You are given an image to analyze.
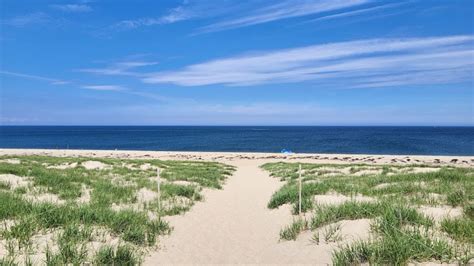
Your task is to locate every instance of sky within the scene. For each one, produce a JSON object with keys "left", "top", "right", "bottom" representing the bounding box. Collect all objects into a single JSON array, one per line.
[{"left": 0, "top": 0, "right": 473, "bottom": 126}]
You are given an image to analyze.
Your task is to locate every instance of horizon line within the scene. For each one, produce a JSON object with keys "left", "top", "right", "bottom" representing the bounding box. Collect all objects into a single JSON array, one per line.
[{"left": 1, "top": 125, "right": 473, "bottom": 127}]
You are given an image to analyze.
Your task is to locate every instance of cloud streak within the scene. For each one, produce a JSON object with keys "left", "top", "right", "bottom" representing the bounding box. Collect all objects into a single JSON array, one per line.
[
  {"left": 198, "top": 0, "right": 370, "bottom": 33},
  {"left": 112, "top": 6, "right": 193, "bottom": 30},
  {"left": 0, "top": 70, "right": 69, "bottom": 85},
  {"left": 142, "top": 35, "right": 474, "bottom": 88},
  {"left": 1, "top": 12, "right": 51, "bottom": 27},
  {"left": 78, "top": 61, "right": 158, "bottom": 76},
  {"left": 50, "top": 4, "right": 92, "bottom": 12},
  {"left": 81, "top": 85, "right": 126, "bottom": 91},
  {"left": 305, "top": 2, "right": 403, "bottom": 22}
]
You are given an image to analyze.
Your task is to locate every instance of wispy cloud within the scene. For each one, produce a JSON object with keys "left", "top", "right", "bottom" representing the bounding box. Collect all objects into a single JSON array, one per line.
[
  {"left": 197, "top": 0, "right": 370, "bottom": 33},
  {"left": 1, "top": 12, "right": 50, "bottom": 27},
  {"left": 0, "top": 70, "right": 69, "bottom": 85},
  {"left": 78, "top": 61, "right": 158, "bottom": 76},
  {"left": 142, "top": 35, "right": 474, "bottom": 88},
  {"left": 112, "top": 6, "right": 193, "bottom": 30},
  {"left": 305, "top": 2, "right": 402, "bottom": 22},
  {"left": 50, "top": 4, "right": 93, "bottom": 13},
  {"left": 81, "top": 85, "right": 126, "bottom": 91}
]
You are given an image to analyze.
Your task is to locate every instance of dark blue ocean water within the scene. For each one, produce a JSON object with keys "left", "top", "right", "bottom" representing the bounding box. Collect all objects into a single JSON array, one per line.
[{"left": 0, "top": 126, "right": 473, "bottom": 156}]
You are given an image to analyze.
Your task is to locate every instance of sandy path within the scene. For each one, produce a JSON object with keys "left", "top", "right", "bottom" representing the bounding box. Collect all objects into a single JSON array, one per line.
[{"left": 144, "top": 160, "right": 331, "bottom": 265}]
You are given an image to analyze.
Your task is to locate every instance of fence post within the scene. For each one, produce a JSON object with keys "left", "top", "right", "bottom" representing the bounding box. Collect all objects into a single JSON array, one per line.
[
  {"left": 299, "top": 163, "right": 302, "bottom": 216},
  {"left": 157, "top": 168, "right": 161, "bottom": 213}
]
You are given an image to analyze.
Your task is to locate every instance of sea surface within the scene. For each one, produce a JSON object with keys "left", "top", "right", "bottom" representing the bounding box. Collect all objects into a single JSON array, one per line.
[{"left": 0, "top": 126, "right": 473, "bottom": 156}]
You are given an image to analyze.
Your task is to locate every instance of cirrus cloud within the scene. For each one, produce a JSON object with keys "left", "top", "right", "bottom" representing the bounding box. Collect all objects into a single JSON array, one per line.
[
  {"left": 50, "top": 4, "right": 93, "bottom": 13},
  {"left": 142, "top": 35, "right": 474, "bottom": 88},
  {"left": 81, "top": 85, "right": 126, "bottom": 91}
]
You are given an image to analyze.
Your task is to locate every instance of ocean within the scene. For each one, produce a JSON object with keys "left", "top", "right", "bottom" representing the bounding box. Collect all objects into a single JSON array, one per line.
[{"left": 0, "top": 126, "right": 472, "bottom": 156}]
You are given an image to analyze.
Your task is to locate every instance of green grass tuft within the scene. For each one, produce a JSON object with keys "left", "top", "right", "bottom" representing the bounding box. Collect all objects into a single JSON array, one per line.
[
  {"left": 447, "top": 189, "right": 466, "bottom": 207},
  {"left": 280, "top": 218, "right": 308, "bottom": 241},
  {"left": 440, "top": 217, "right": 474, "bottom": 243},
  {"left": 95, "top": 245, "right": 138, "bottom": 265}
]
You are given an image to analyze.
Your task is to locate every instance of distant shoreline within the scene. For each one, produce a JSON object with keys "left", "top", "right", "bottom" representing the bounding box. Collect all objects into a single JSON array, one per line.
[{"left": 1, "top": 148, "right": 473, "bottom": 167}]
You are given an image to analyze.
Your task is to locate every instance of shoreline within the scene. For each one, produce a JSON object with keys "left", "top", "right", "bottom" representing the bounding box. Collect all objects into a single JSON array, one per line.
[{"left": 1, "top": 148, "right": 473, "bottom": 167}]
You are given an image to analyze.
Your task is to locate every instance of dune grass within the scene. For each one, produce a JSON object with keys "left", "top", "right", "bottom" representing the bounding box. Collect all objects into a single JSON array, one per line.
[
  {"left": 0, "top": 155, "right": 234, "bottom": 264},
  {"left": 280, "top": 218, "right": 308, "bottom": 241},
  {"left": 262, "top": 162, "right": 473, "bottom": 264},
  {"left": 93, "top": 245, "right": 137, "bottom": 265}
]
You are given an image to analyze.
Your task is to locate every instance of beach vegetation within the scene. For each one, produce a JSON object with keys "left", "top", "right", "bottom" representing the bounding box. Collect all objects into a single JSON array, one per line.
[
  {"left": 0, "top": 155, "right": 234, "bottom": 264},
  {"left": 263, "top": 162, "right": 473, "bottom": 264}
]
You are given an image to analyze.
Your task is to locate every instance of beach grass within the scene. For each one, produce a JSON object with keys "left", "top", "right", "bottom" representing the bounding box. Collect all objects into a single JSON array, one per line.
[
  {"left": 262, "top": 162, "right": 473, "bottom": 264},
  {"left": 280, "top": 218, "right": 308, "bottom": 241},
  {"left": 0, "top": 155, "right": 234, "bottom": 264}
]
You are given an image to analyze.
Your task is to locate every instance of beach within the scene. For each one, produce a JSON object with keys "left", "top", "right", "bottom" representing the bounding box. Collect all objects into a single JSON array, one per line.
[
  {"left": 0, "top": 148, "right": 473, "bottom": 264},
  {"left": 1, "top": 148, "right": 473, "bottom": 166},
  {"left": 3, "top": 0, "right": 473, "bottom": 264}
]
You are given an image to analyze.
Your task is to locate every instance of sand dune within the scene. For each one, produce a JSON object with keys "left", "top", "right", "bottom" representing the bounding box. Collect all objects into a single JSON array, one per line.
[{"left": 0, "top": 149, "right": 472, "bottom": 264}]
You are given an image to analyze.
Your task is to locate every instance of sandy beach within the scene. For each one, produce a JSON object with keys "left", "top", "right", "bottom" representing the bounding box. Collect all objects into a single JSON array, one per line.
[
  {"left": 1, "top": 148, "right": 473, "bottom": 166},
  {"left": 1, "top": 148, "right": 472, "bottom": 264}
]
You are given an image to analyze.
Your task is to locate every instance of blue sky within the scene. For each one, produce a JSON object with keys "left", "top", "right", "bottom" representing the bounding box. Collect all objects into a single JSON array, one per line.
[{"left": 0, "top": 0, "right": 473, "bottom": 126}]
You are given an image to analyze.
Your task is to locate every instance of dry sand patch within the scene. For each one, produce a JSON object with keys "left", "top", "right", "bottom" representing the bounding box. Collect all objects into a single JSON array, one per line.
[
  {"left": 317, "top": 166, "right": 351, "bottom": 176},
  {"left": 0, "top": 158, "right": 21, "bottom": 164},
  {"left": 418, "top": 206, "right": 463, "bottom": 221},
  {"left": 410, "top": 167, "right": 441, "bottom": 173},
  {"left": 77, "top": 185, "right": 92, "bottom": 204},
  {"left": 3, "top": 230, "right": 59, "bottom": 265},
  {"left": 353, "top": 169, "right": 383, "bottom": 176},
  {"left": 137, "top": 188, "right": 157, "bottom": 203},
  {"left": 81, "top": 160, "right": 111, "bottom": 170},
  {"left": 24, "top": 193, "right": 65, "bottom": 204},
  {"left": 374, "top": 182, "right": 393, "bottom": 189},
  {"left": 47, "top": 162, "right": 77, "bottom": 169},
  {"left": 310, "top": 219, "right": 372, "bottom": 245},
  {"left": 0, "top": 174, "right": 30, "bottom": 189},
  {"left": 314, "top": 192, "right": 375, "bottom": 206},
  {"left": 169, "top": 180, "right": 200, "bottom": 186},
  {"left": 140, "top": 163, "right": 154, "bottom": 170}
]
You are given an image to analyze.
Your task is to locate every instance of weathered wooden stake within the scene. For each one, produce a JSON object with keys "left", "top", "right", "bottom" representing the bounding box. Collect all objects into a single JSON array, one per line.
[
  {"left": 298, "top": 163, "right": 302, "bottom": 216},
  {"left": 157, "top": 168, "right": 161, "bottom": 213}
]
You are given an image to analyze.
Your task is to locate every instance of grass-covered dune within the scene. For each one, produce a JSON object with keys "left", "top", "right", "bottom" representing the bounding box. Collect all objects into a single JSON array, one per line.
[
  {"left": 0, "top": 155, "right": 234, "bottom": 265},
  {"left": 262, "top": 162, "right": 473, "bottom": 265}
]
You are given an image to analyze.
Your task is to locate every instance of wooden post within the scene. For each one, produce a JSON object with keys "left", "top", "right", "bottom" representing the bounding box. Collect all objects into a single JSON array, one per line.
[
  {"left": 298, "top": 163, "right": 302, "bottom": 216},
  {"left": 157, "top": 168, "right": 161, "bottom": 213}
]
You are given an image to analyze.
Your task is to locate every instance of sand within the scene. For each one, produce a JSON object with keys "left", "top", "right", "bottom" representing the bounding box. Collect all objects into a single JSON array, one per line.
[
  {"left": 81, "top": 160, "right": 111, "bottom": 170},
  {"left": 47, "top": 162, "right": 78, "bottom": 169},
  {"left": 314, "top": 193, "right": 375, "bottom": 206},
  {"left": 145, "top": 160, "right": 335, "bottom": 264},
  {"left": 0, "top": 148, "right": 472, "bottom": 264},
  {"left": 418, "top": 206, "right": 464, "bottom": 222},
  {"left": 0, "top": 174, "right": 30, "bottom": 189},
  {"left": 0, "top": 148, "right": 472, "bottom": 167}
]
